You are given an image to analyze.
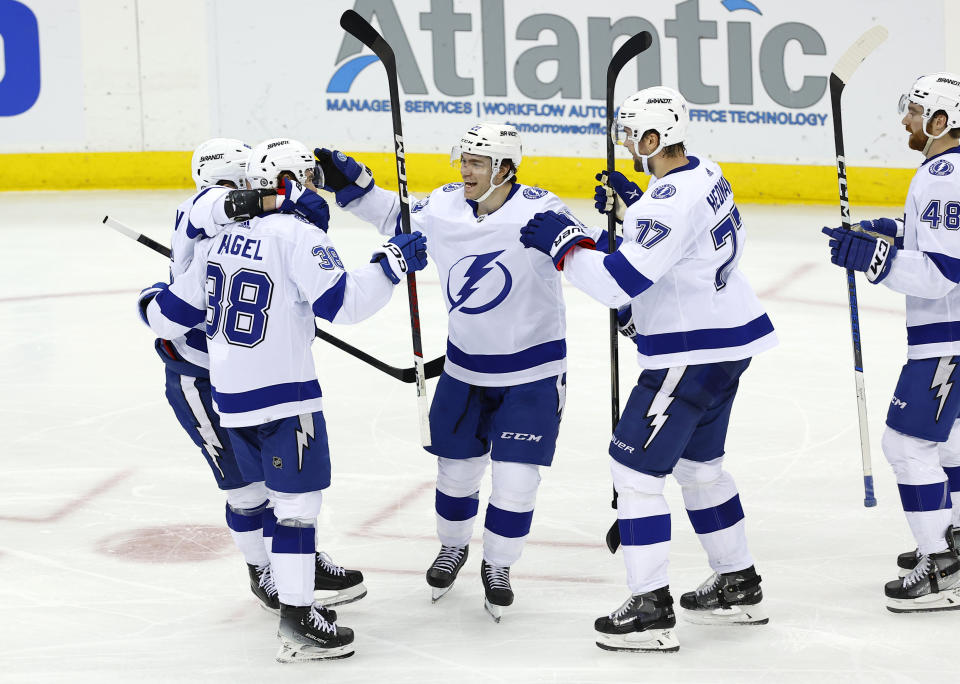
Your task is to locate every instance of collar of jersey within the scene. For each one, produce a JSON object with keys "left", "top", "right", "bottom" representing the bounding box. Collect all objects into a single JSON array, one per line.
[
  {"left": 662, "top": 155, "right": 701, "bottom": 177},
  {"left": 465, "top": 182, "right": 522, "bottom": 218},
  {"left": 921, "top": 144, "right": 960, "bottom": 167}
]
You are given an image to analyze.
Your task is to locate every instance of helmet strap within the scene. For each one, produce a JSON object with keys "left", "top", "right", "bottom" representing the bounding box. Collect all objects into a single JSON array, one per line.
[{"left": 476, "top": 160, "right": 514, "bottom": 204}]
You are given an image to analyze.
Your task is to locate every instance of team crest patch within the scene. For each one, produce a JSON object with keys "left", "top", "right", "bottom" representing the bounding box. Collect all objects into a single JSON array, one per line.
[
  {"left": 412, "top": 196, "right": 430, "bottom": 212},
  {"left": 929, "top": 159, "right": 955, "bottom": 176},
  {"left": 650, "top": 184, "right": 677, "bottom": 199},
  {"left": 523, "top": 187, "right": 547, "bottom": 199},
  {"left": 443, "top": 182, "right": 464, "bottom": 192},
  {"left": 272, "top": 456, "right": 283, "bottom": 469}
]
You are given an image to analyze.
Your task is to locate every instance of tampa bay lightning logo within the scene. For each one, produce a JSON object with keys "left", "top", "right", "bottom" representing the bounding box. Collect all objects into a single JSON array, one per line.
[
  {"left": 523, "top": 187, "right": 547, "bottom": 199},
  {"left": 412, "top": 196, "right": 430, "bottom": 213},
  {"left": 443, "top": 182, "right": 464, "bottom": 192},
  {"left": 929, "top": 159, "right": 955, "bottom": 176},
  {"left": 446, "top": 251, "right": 513, "bottom": 314},
  {"left": 650, "top": 184, "right": 677, "bottom": 199}
]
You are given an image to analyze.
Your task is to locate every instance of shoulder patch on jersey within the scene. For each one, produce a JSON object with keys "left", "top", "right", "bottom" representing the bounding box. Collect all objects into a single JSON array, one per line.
[
  {"left": 412, "top": 196, "right": 430, "bottom": 213},
  {"left": 522, "top": 187, "right": 548, "bottom": 199},
  {"left": 929, "top": 159, "right": 955, "bottom": 176},
  {"left": 442, "top": 182, "right": 464, "bottom": 192},
  {"left": 650, "top": 184, "right": 677, "bottom": 199}
]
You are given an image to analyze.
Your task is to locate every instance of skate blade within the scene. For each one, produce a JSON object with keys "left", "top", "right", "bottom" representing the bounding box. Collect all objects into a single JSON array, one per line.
[
  {"left": 275, "top": 642, "right": 355, "bottom": 663},
  {"left": 431, "top": 585, "right": 454, "bottom": 603},
  {"left": 595, "top": 629, "right": 679, "bottom": 653},
  {"left": 886, "top": 586, "right": 960, "bottom": 613},
  {"left": 484, "top": 598, "right": 503, "bottom": 623},
  {"left": 683, "top": 604, "right": 768, "bottom": 626},
  {"left": 315, "top": 583, "right": 367, "bottom": 608}
]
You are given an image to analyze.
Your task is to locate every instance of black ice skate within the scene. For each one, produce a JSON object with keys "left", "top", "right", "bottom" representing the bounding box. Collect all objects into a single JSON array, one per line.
[
  {"left": 248, "top": 563, "right": 280, "bottom": 614},
  {"left": 679, "top": 565, "right": 768, "bottom": 625},
  {"left": 480, "top": 559, "right": 514, "bottom": 623},
  {"left": 896, "top": 525, "right": 960, "bottom": 576},
  {"left": 886, "top": 527, "right": 960, "bottom": 613},
  {"left": 276, "top": 603, "right": 354, "bottom": 663},
  {"left": 314, "top": 551, "right": 367, "bottom": 607},
  {"left": 426, "top": 545, "right": 469, "bottom": 602},
  {"left": 594, "top": 586, "right": 679, "bottom": 653}
]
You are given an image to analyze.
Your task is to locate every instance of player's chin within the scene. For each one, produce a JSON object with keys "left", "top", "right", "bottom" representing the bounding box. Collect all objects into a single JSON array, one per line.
[{"left": 463, "top": 182, "right": 480, "bottom": 198}]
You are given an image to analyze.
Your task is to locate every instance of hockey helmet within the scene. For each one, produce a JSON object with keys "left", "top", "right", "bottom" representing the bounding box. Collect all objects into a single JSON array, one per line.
[
  {"left": 899, "top": 72, "right": 960, "bottom": 141},
  {"left": 613, "top": 86, "right": 688, "bottom": 173},
  {"left": 245, "top": 138, "right": 317, "bottom": 189},
  {"left": 191, "top": 138, "right": 251, "bottom": 190},
  {"left": 450, "top": 122, "right": 522, "bottom": 201}
]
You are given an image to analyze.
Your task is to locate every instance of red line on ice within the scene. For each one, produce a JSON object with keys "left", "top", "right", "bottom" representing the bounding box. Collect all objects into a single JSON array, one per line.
[{"left": 0, "top": 469, "right": 134, "bottom": 523}]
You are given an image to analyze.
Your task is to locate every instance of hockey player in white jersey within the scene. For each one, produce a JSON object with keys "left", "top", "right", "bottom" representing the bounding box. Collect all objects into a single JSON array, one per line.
[
  {"left": 317, "top": 123, "right": 604, "bottom": 621},
  {"left": 822, "top": 72, "right": 960, "bottom": 613},
  {"left": 520, "top": 87, "right": 777, "bottom": 651},
  {"left": 138, "top": 137, "right": 429, "bottom": 662}
]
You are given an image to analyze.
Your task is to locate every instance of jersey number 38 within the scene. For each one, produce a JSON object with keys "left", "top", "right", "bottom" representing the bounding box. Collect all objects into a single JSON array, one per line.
[{"left": 205, "top": 263, "right": 274, "bottom": 347}]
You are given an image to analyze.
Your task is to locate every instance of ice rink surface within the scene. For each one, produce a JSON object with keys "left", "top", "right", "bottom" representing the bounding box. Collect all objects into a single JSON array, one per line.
[{"left": 0, "top": 189, "right": 953, "bottom": 683}]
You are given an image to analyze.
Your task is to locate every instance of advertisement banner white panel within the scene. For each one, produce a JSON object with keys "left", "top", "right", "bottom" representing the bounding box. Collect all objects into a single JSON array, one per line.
[{"left": 211, "top": 0, "right": 944, "bottom": 168}]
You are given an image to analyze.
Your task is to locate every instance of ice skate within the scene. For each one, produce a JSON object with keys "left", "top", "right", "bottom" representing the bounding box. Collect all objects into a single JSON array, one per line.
[
  {"left": 481, "top": 560, "right": 514, "bottom": 623},
  {"left": 426, "top": 545, "right": 468, "bottom": 602},
  {"left": 679, "top": 565, "right": 768, "bottom": 625},
  {"left": 896, "top": 526, "right": 960, "bottom": 577},
  {"left": 275, "top": 603, "right": 354, "bottom": 663},
  {"left": 594, "top": 587, "right": 679, "bottom": 653},
  {"left": 886, "top": 527, "right": 960, "bottom": 613},
  {"left": 248, "top": 563, "right": 280, "bottom": 614},
  {"left": 314, "top": 551, "right": 367, "bottom": 607}
]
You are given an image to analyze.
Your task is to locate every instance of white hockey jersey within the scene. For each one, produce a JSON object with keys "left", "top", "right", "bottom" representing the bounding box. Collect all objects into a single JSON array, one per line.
[
  {"left": 348, "top": 182, "right": 598, "bottom": 386},
  {"left": 879, "top": 146, "right": 960, "bottom": 359},
  {"left": 564, "top": 155, "right": 777, "bottom": 369},
  {"left": 166, "top": 186, "right": 234, "bottom": 368},
  {"left": 144, "top": 212, "right": 396, "bottom": 426}
]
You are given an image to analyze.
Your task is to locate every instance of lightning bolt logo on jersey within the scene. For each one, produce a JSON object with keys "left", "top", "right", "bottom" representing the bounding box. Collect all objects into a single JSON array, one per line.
[{"left": 446, "top": 251, "right": 513, "bottom": 314}]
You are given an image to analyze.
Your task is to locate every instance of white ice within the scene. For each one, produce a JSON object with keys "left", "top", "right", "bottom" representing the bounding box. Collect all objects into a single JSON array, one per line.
[{"left": 0, "top": 191, "right": 952, "bottom": 683}]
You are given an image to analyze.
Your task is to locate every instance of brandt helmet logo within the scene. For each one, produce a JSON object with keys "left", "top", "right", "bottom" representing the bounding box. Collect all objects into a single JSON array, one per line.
[
  {"left": 647, "top": 98, "right": 672, "bottom": 104},
  {"left": 446, "top": 250, "right": 513, "bottom": 314},
  {"left": 326, "top": 0, "right": 827, "bottom": 108},
  {"left": 500, "top": 130, "right": 518, "bottom": 136},
  {"left": 200, "top": 153, "right": 225, "bottom": 162},
  {"left": 266, "top": 140, "right": 289, "bottom": 149},
  {"left": 937, "top": 77, "right": 960, "bottom": 87}
]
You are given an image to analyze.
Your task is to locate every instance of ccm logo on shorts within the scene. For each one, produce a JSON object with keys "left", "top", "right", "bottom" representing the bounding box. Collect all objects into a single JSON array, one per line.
[{"left": 501, "top": 432, "right": 542, "bottom": 442}]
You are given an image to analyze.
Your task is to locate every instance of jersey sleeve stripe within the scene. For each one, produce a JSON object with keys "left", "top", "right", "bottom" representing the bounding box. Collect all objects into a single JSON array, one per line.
[
  {"left": 603, "top": 251, "right": 654, "bottom": 297},
  {"left": 446, "top": 339, "right": 566, "bottom": 374},
  {"left": 311, "top": 275, "right": 348, "bottom": 322},
  {"left": 156, "top": 289, "right": 205, "bottom": 328},
  {"left": 633, "top": 314, "right": 774, "bottom": 356},
  {"left": 183, "top": 328, "right": 208, "bottom": 352},
  {"left": 212, "top": 379, "right": 323, "bottom": 414},
  {"left": 925, "top": 251, "right": 960, "bottom": 283}
]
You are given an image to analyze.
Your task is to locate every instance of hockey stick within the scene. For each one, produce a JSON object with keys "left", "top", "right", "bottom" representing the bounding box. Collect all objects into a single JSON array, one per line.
[
  {"left": 829, "top": 25, "right": 888, "bottom": 508},
  {"left": 103, "top": 215, "right": 445, "bottom": 383},
  {"left": 603, "top": 31, "right": 654, "bottom": 554},
  {"left": 340, "top": 9, "right": 431, "bottom": 447}
]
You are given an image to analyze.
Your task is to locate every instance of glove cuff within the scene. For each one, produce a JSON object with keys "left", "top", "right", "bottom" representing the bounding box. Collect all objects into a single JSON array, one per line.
[{"left": 865, "top": 239, "right": 895, "bottom": 283}]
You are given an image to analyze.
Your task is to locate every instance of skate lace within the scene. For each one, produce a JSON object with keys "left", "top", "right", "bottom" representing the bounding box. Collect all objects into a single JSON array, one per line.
[
  {"left": 308, "top": 604, "right": 337, "bottom": 635},
  {"left": 902, "top": 554, "right": 932, "bottom": 588},
  {"left": 695, "top": 572, "right": 722, "bottom": 597},
  {"left": 257, "top": 565, "right": 278, "bottom": 598},
  {"left": 610, "top": 595, "right": 638, "bottom": 620},
  {"left": 484, "top": 563, "right": 511, "bottom": 591},
  {"left": 317, "top": 552, "right": 346, "bottom": 577},
  {"left": 433, "top": 545, "right": 465, "bottom": 573}
]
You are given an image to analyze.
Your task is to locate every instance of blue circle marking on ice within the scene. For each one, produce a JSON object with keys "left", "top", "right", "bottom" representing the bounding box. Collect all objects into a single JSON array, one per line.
[
  {"left": 929, "top": 159, "right": 955, "bottom": 176},
  {"left": 443, "top": 182, "right": 464, "bottom": 192},
  {"left": 651, "top": 184, "right": 677, "bottom": 199},
  {"left": 523, "top": 187, "right": 547, "bottom": 199}
]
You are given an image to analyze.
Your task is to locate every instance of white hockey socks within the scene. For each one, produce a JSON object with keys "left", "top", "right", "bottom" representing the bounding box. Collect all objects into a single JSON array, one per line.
[
  {"left": 435, "top": 455, "right": 487, "bottom": 547},
  {"left": 611, "top": 460, "right": 671, "bottom": 594},
  {"left": 482, "top": 462, "right": 541, "bottom": 567}
]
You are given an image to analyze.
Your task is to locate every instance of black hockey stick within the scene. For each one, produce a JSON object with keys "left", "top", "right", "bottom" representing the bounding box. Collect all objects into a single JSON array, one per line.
[
  {"left": 103, "top": 215, "right": 445, "bottom": 383},
  {"left": 602, "top": 31, "right": 654, "bottom": 554},
  {"left": 828, "top": 26, "right": 887, "bottom": 508},
  {"left": 340, "top": 9, "right": 432, "bottom": 447}
]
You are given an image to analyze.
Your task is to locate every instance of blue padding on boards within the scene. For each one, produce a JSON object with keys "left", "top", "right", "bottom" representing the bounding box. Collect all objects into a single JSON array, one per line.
[{"left": 618, "top": 513, "right": 671, "bottom": 546}]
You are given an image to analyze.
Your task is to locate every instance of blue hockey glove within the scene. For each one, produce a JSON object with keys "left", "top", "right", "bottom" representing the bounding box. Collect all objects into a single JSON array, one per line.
[
  {"left": 314, "top": 148, "right": 375, "bottom": 207},
  {"left": 371, "top": 231, "right": 429, "bottom": 284},
  {"left": 520, "top": 210, "right": 596, "bottom": 270},
  {"left": 280, "top": 179, "right": 330, "bottom": 232},
  {"left": 853, "top": 217, "right": 904, "bottom": 249},
  {"left": 616, "top": 304, "right": 638, "bottom": 340},
  {"left": 594, "top": 171, "right": 642, "bottom": 223},
  {"left": 822, "top": 226, "right": 897, "bottom": 283},
  {"left": 138, "top": 282, "right": 167, "bottom": 325}
]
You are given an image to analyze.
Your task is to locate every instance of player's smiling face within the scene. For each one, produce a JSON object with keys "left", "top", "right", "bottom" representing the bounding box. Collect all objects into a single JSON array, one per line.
[
  {"left": 903, "top": 102, "right": 929, "bottom": 151},
  {"left": 459, "top": 152, "right": 493, "bottom": 200}
]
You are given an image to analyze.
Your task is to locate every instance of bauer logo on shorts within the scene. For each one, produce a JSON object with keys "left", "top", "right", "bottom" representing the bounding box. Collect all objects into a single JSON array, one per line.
[
  {"left": 443, "top": 182, "right": 464, "bottom": 192},
  {"left": 651, "top": 184, "right": 677, "bottom": 199},
  {"left": 523, "top": 187, "right": 547, "bottom": 200},
  {"left": 929, "top": 159, "right": 955, "bottom": 176}
]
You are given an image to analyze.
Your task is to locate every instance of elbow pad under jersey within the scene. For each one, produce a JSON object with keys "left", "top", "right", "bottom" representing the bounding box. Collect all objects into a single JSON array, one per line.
[{"left": 223, "top": 189, "right": 277, "bottom": 221}]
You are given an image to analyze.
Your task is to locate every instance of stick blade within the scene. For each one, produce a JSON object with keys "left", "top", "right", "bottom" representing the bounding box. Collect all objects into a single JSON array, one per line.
[
  {"left": 832, "top": 25, "right": 888, "bottom": 85},
  {"left": 607, "top": 31, "right": 653, "bottom": 86},
  {"left": 340, "top": 9, "right": 394, "bottom": 63}
]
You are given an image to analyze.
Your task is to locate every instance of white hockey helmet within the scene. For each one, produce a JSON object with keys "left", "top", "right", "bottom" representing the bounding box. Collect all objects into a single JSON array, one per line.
[
  {"left": 614, "top": 86, "right": 688, "bottom": 174},
  {"left": 245, "top": 137, "right": 316, "bottom": 189},
  {"left": 191, "top": 138, "right": 251, "bottom": 190},
  {"left": 451, "top": 122, "right": 522, "bottom": 201},
  {"left": 899, "top": 72, "right": 960, "bottom": 145}
]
